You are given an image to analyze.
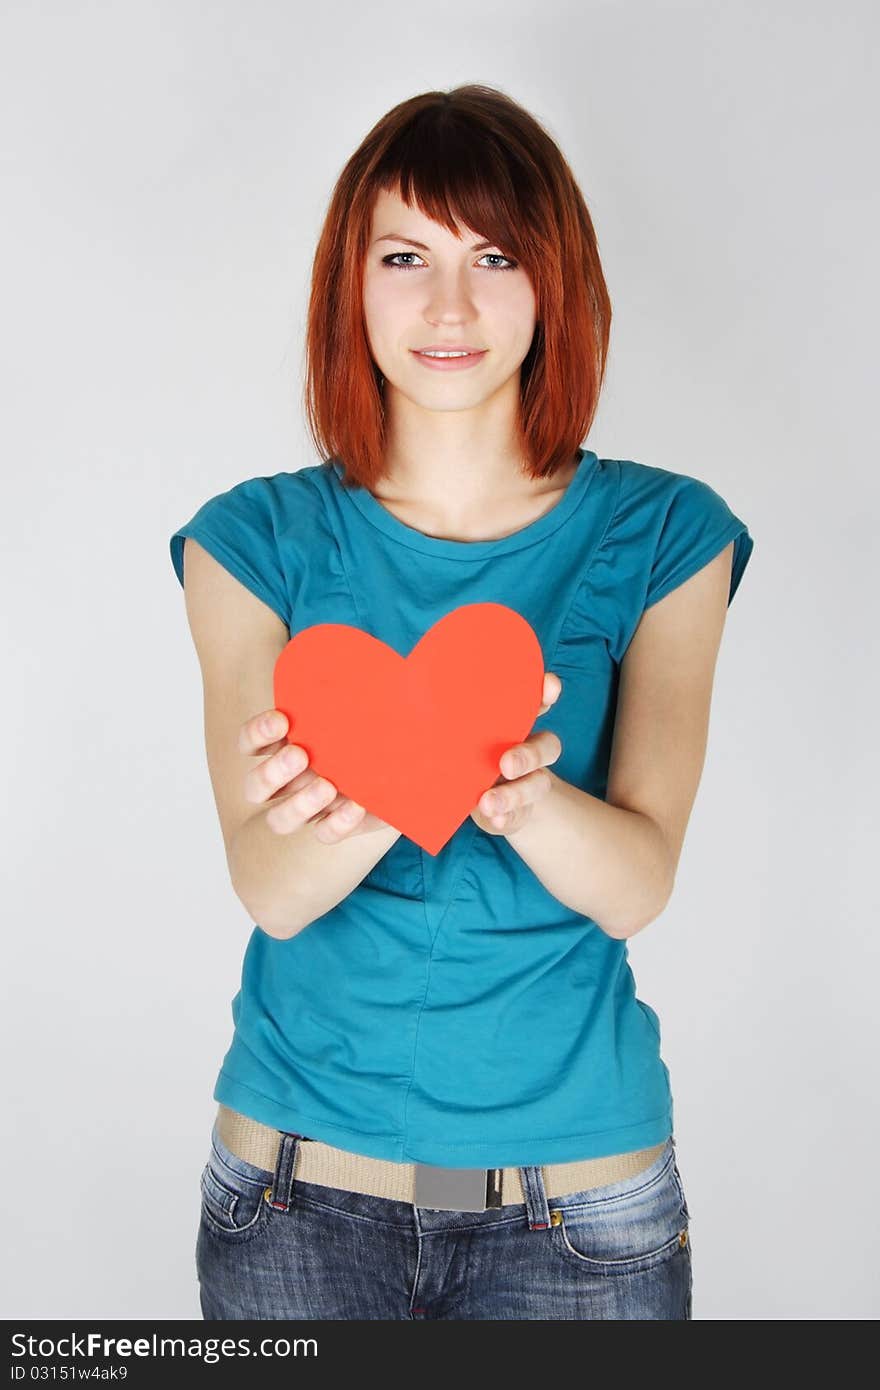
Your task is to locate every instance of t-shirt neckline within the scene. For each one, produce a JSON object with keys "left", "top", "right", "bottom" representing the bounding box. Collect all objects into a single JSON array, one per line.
[{"left": 328, "top": 448, "right": 599, "bottom": 559}]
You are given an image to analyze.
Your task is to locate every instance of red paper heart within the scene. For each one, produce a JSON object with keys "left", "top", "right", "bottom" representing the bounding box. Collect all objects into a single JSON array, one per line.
[{"left": 272, "top": 603, "right": 545, "bottom": 855}]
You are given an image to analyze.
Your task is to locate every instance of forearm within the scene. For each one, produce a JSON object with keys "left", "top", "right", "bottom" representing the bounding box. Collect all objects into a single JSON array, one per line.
[
  {"left": 229, "top": 809, "right": 402, "bottom": 940},
  {"left": 504, "top": 772, "right": 674, "bottom": 939}
]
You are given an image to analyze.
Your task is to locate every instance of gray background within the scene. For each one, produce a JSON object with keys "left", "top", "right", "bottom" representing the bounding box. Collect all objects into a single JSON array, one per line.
[{"left": 2, "top": 1, "right": 877, "bottom": 1320}]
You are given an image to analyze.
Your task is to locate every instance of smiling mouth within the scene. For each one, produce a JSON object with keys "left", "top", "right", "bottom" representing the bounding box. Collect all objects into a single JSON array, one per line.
[
  {"left": 410, "top": 348, "right": 488, "bottom": 370},
  {"left": 415, "top": 348, "right": 484, "bottom": 356}
]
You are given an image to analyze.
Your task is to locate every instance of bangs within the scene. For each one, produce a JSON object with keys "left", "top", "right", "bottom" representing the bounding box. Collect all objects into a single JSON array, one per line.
[{"left": 369, "top": 109, "right": 551, "bottom": 270}]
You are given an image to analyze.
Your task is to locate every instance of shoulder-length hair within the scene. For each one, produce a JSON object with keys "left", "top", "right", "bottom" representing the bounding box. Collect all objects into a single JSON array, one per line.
[{"left": 302, "top": 84, "right": 612, "bottom": 491}]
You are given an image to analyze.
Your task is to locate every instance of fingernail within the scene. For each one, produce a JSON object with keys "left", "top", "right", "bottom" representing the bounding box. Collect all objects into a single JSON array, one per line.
[{"left": 262, "top": 714, "right": 281, "bottom": 737}]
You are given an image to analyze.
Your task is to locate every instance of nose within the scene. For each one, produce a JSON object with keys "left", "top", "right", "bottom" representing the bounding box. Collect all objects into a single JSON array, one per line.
[{"left": 423, "top": 269, "right": 478, "bottom": 324}]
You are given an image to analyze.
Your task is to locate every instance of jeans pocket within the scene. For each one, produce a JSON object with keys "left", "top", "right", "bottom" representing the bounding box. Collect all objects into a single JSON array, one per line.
[
  {"left": 551, "top": 1146, "right": 689, "bottom": 1276},
  {"left": 199, "top": 1144, "right": 271, "bottom": 1243}
]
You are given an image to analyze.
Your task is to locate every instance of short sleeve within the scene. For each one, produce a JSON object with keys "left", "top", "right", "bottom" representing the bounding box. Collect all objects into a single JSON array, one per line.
[
  {"left": 644, "top": 473, "right": 754, "bottom": 610},
  {"left": 169, "top": 476, "right": 290, "bottom": 627}
]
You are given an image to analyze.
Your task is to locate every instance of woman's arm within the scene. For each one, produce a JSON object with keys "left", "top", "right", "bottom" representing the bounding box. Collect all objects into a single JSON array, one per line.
[
  {"left": 504, "top": 542, "right": 736, "bottom": 939},
  {"left": 182, "top": 538, "right": 401, "bottom": 941},
  {"left": 505, "top": 777, "right": 674, "bottom": 939},
  {"left": 229, "top": 811, "right": 401, "bottom": 940}
]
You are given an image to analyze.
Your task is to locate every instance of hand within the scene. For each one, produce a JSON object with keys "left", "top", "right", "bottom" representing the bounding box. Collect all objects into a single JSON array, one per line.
[
  {"left": 240, "top": 709, "right": 392, "bottom": 843},
  {"left": 469, "top": 672, "right": 564, "bottom": 837}
]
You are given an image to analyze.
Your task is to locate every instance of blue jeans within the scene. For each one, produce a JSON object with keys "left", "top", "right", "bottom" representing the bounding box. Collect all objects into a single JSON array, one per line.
[{"left": 196, "top": 1123, "right": 693, "bottom": 1320}]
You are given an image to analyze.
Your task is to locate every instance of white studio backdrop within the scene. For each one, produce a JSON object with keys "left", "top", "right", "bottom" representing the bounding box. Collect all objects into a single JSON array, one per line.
[{"left": 2, "top": 0, "right": 877, "bottom": 1320}]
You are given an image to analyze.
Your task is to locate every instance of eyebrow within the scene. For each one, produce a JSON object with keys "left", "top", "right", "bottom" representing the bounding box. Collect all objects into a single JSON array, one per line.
[{"left": 373, "top": 233, "right": 498, "bottom": 253}]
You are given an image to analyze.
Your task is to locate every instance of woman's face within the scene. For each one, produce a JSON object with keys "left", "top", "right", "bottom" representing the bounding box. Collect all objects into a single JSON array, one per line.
[{"left": 362, "top": 187, "right": 537, "bottom": 414}]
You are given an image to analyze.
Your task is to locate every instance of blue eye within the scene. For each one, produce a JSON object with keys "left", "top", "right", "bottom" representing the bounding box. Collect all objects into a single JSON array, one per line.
[{"left": 381, "top": 252, "right": 518, "bottom": 272}]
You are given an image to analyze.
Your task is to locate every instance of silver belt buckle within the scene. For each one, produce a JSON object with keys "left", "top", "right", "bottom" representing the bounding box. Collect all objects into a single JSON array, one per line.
[{"left": 413, "top": 1162, "right": 503, "bottom": 1211}]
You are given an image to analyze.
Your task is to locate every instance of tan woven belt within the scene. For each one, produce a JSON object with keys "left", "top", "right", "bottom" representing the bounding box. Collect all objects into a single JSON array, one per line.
[{"left": 216, "top": 1103, "right": 669, "bottom": 1207}]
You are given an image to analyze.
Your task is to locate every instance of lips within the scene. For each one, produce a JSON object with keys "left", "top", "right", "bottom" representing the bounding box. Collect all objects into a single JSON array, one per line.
[
  {"left": 414, "top": 345, "right": 485, "bottom": 354},
  {"left": 410, "top": 348, "right": 488, "bottom": 371}
]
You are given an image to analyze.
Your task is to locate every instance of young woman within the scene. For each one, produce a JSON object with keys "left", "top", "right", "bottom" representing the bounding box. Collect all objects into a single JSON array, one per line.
[{"left": 171, "top": 84, "right": 754, "bottom": 1321}]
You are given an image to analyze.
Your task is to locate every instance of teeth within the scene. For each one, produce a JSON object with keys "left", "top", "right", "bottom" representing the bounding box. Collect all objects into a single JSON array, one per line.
[{"left": 421, "top": 350, "right": 472, "bottom": 358}]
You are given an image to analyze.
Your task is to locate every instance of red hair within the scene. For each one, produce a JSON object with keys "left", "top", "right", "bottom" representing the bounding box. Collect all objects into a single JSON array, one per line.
[{"left": 302, "top": 84, "right": 612, "bottom": 491}]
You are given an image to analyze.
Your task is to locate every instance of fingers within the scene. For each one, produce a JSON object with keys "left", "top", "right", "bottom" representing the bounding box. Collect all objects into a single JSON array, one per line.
[
  {"left": 544, "top": 671, "right": 562, "bottom": 703},
  {"left": 480, "top": 765, "right": 553, "bottom": 820},
  {"left": 263, "top": 770, "right": 365, "bottom": 839},
  {"left": 311, "top": 797, "right": 367, "bottom": 843},
  {"left": 244, "top": 737, "right": 312, "bottom": 806},
  {"left": 238, "top": 710, "right": 337, "bottom": 833},
  {"left": 239, "top": 708, "right": 289, "bottom": 756},
  {"left": 537, "top": 671, "right": 563, "bottom": 716},
  {"left": 239, "top": 708, "right": 371, "bottom": 841},
  {"left": 498, "top": 728, "right": 562, "bottom": 781},
  {"left": 479, "top": 728, "right": 562, "bottom": 820},
  {"left": 264, "top": 771, "right": 340, "bottom": 834}
]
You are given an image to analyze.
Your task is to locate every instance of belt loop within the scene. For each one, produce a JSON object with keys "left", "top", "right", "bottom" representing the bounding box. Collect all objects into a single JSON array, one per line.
[
  {"left": 518, "top": 1164, "right": 551, "bottom": 1230},
  {"left": 267, "top": 1132, "right": 304, "bottom": 1212}
]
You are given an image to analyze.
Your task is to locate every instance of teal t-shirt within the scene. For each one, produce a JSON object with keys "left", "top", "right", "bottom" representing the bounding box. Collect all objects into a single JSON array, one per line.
[{"left": 170, "top": 449, "right": 754, "bottom": 1167}]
